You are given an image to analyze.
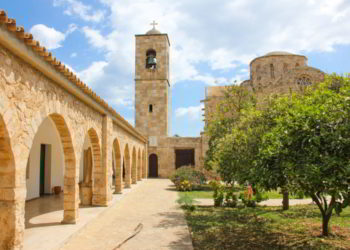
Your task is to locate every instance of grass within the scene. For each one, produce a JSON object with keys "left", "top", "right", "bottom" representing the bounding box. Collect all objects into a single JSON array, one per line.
[
  {"left": 185, "top": 205, "right": 350, "bottom": 250},
  {"left": 264, "top": 190, "right": 308, "bottom": 199},
  {"left": 178, "top": 185, "right": 245, "bottom": 200},
  {"left": 178, "top": 186, "right": 307, "bottom": 200}
]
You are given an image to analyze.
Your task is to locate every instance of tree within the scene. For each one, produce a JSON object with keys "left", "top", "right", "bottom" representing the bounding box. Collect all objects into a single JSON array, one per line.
[
  {"left": 204, "top": 85, "right": 256, "bottom": 172},
  {"left": 256, "top": 75, "right": 350, "bottom": 236}
]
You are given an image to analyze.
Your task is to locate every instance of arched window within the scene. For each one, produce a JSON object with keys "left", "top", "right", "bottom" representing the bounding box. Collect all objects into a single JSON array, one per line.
[
  {"left": 146, "top": 49, "right": 157, "bottom": 69},
  {"left": 149, "top": 104, "right": 153, "bottom": 113},
  {"left": 297, "top": 76, "right": 312, "bottom": 86},
  {"left": 270, "top": 64, "right": 275, "bottom": 79}
]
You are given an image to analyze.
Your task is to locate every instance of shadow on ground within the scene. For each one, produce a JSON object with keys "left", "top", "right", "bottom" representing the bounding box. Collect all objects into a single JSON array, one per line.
[
  {"left": 155, "top": 211, "right": 193, "bottom": 250},
  {"left": 185, "top": 206, "right": 344, "bottom": 250}
]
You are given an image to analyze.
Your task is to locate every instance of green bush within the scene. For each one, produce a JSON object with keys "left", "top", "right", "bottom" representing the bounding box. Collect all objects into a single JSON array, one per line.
[
  {"left": 225, "top": 189, "right": 237, "bottom": 207},
  {"left": 170, "top": 166, "right": 207, "bottom": 191},
  {"left": 177, "top": 193, "right": 196, "bottom": 211}
]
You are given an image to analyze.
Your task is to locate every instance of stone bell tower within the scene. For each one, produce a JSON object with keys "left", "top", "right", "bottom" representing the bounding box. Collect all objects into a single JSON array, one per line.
[{"left": 135, "top": 22, "right": 171, "bottom": 142}]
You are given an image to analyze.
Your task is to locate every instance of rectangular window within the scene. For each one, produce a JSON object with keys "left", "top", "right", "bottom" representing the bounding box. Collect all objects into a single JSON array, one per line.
[{"left": 149, "top": 104, "right": 153, "bottom": 113}]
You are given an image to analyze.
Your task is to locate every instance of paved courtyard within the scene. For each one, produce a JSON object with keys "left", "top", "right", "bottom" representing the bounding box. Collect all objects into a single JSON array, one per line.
[{"left": 61, "top": 179, "right": 193, "bottom": 250}]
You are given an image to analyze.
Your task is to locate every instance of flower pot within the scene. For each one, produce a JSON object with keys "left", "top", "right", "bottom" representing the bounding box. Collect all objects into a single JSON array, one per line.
[{"left": 53, "top": 186, "right": 61, "bottom": 195}]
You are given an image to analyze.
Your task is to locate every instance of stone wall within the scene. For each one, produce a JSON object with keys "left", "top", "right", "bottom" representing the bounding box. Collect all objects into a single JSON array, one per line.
[
  {"left": 148, "top": 137, "right": 203, "bottom": 178},
  {"left": 0, "top": 36, "right": 147, "bottom": 249}
]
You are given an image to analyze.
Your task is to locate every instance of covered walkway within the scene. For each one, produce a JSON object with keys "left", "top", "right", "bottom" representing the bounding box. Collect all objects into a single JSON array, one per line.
[{"left": 23, "top": 182, "right": 141, "bottom": 250}]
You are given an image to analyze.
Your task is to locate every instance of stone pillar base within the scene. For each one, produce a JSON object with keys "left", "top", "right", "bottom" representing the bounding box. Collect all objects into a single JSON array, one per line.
[{"left": 80, "top": 186, "right": 92, "bottom": 206}]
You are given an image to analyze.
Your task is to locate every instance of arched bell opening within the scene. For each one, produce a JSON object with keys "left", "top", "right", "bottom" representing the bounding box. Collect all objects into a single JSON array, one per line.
[{"left": 146, "top": 49, "right": 157, "bottom": 69}]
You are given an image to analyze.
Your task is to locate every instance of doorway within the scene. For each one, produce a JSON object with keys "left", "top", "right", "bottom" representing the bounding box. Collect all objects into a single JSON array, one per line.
[
  {"left": 175, "top": 149, "right": 195, "bottom": 169},
  {"left": 39, "top": 144, "right": 51, "bottom": 196},
  {"left": 148, "top": 154, "right": 158, "bottom": 178}
]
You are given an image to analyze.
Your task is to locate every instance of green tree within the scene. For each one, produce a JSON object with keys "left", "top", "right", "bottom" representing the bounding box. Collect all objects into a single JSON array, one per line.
[
  {"left": 204, "top": 85, "right": 256, "bottom": 173},
  {"left": 256, "top": 75, "right": 350, "bottom": 236}
]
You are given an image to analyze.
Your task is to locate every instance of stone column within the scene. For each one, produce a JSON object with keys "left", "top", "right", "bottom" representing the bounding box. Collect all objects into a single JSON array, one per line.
[
  {"left": 96, "top": 115, "right": 113, "bottom": 206},
  {"left": 125, "top": 156, "right": 131, "bottom": 188},
  {"left": 114, "top": 153, "right": 123, "bottom": 194}
]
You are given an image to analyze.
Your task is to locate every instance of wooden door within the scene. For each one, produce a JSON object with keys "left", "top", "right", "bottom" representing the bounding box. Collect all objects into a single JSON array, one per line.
[{"left": 149, "top": 154, "right": 158, "bottom": 178}]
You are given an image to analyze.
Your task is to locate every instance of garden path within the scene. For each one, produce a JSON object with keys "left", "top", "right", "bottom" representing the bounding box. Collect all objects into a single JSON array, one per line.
[{"left": 61, "top": 179, "right": 193, "bottom": 250}]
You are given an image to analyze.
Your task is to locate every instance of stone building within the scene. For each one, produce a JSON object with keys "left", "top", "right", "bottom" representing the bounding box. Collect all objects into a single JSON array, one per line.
[
  {"left": 135, "top": 27, "right": 206, "bottom": 178},
  {"left": 202, "top": 51, "right": 325, "bottom": 127},
  {"left": 0, "top": 8, "right": 328, "bottom": 250}
]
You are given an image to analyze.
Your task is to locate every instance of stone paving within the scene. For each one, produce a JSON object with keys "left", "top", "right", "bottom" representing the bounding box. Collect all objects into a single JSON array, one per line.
[
  {"left": 23, "top": 183, "right": 141, "bottom": 250},
  {"left": 61, "top": 179, "right": 193, "bottom": 250}
]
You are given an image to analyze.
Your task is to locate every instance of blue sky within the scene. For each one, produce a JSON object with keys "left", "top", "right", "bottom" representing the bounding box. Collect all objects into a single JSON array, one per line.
[{"left": 2, "top": 0, "right": 350, "bottom": 137}]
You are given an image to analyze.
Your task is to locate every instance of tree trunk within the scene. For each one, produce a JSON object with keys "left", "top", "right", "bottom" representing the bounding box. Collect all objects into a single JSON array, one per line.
[
  {"left": 282, "top": 190, "right": 289, "bottom": 210},
  {"left": 322, "top": 213, "right": 332, "bottom": 236}
]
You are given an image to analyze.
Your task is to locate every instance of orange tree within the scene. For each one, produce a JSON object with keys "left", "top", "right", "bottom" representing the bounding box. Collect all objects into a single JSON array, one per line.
[{"left": 256, "top": 75, "right": 350, "bottom": 236}]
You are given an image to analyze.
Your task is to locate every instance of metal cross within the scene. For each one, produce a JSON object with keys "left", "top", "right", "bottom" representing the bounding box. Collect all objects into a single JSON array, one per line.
[{"left": 150, "top": 20, "right": 158, "bottom": 29}]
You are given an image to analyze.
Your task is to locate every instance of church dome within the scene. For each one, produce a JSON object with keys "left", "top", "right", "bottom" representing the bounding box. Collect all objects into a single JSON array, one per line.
[
  {"left": 265, "top": 51, "right": 294, "bottom": 56},
  {"left": 146, "top": 28, "right": 161, "bottom": 35}
]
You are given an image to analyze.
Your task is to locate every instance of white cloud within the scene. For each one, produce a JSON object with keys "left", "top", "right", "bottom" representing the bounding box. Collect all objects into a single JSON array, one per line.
[
  {"left": 29, "top": 23, "right": 77, "bottom": 50},
  {"left": 175, "top": 104, "right": 204, "bottom": 121},
  {"left": 73, "top": 0, "right": 350, "bottom": 112},
  {"left": 53, "top": 0, "right": 105, "bottom": 23},
  {"left": 30, "top": 24, "right": 66, "bottom": 50},
  {"left": 77, "top": 61, "right": 108, "bottom": 87},
  {"left": 66, "top": 23, "right": 78, "bottom": 35},
  {"left": 70, "top": 52, "right": 77, "bottom": 58}
]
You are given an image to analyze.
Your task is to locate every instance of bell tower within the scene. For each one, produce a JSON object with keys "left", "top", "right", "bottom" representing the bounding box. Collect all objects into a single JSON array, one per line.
[{"left": 135, "top": 22, "right": 171, "bottom": 140}]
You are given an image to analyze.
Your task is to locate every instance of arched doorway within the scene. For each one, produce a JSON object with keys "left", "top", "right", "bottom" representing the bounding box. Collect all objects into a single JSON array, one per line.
[{"left": 149, "top": 154, "right": 158, "bottom": 178}]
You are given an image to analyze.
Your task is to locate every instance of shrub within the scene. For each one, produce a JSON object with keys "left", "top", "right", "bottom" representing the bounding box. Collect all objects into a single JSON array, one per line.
[
  {"left": 177, "top": 193, "right": 196, "bottom": 211},
  {"left": 178, "top": 180, "right": 192, "bottom": 191},
  {"left": 170, "top": 165, "right": 207, "bottom": 191},
  {"left": 209, "top": 180, "right": 223, "bottom": 206},
  {"left": 225, "top": 189, "right": 237, "bottom": 207}
]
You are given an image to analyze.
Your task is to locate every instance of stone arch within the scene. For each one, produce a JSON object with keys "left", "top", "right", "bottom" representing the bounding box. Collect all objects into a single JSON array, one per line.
[
  {"left": 0, "top": 115, "right": 18, "bottom": 249},
  {"left": 124, "top": 144, "right": 131, "bottom": 188},
  {"left": 149, "top": 153, "right": 158, "bottom": 178},
  {"left": 137, "top": 148, "right": 142, "bottom": 181},
  {"left": 113, "top": 138, "right": 122, "bottom": 193},
  {"left": 47, "top": 114, "right": 78, "bottom": 223},
  {"left": 79, "top": 132, "right": 94, "bottom": 206},
  {"left": 131, "top": 146, "right": 137, "bottom": 184},
  {"left": 142, "top": 149, "right": 147, "bottom": 178},
  {"left": 86, "top": 128, "right": 105, "bottom": 206}
]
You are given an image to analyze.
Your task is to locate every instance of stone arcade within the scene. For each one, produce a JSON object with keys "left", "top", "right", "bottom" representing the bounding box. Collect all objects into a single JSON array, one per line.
[{"left": 0, "top": 11, "right": 147, "bottom": 249}]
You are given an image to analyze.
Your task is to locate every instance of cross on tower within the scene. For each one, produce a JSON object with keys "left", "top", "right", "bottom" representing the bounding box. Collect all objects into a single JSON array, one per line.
[{"left": 150, "top": 20, "right": 158, "bottom": 29}]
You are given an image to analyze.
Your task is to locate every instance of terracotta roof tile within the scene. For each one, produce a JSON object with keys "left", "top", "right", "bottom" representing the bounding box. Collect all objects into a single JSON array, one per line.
[{"left": 0, "top": 9, "right": 146, "bottom": 142}]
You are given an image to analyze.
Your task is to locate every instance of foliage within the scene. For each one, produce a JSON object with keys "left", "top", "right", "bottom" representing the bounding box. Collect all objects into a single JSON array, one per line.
[
  {"left": 178, "top": 180, "right": 192, "bottom": 191},
  {"left": 255, "top": 75, "right": 350, "bottom": 235},
  {"left": 177, "top": 193, "right": 196, "bottom": 211},
  {"left": 170, "top": 166, "right": 207, "bottom": 191},
  {"left": 210, "top": 181, "right": 238, "bottom": 207},
  {"left": 204, "top": 85, "right": 256, "bottom": 176},
  {"left": 204, "top": 74, "right": 350, "bottom": 236}
]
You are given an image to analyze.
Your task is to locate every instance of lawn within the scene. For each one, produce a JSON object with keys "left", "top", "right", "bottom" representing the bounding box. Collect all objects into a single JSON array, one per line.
[
  {"left": 185, "top": 205, "right": 350, "bottom": 250},
  {"left": 179, "top": 186, "right": 307, "bottom": 200}
]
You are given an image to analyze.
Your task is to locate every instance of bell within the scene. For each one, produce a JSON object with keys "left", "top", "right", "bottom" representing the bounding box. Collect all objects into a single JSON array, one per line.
[{"left": 147, "top": 56, "right": 156, "bottom": 65}]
